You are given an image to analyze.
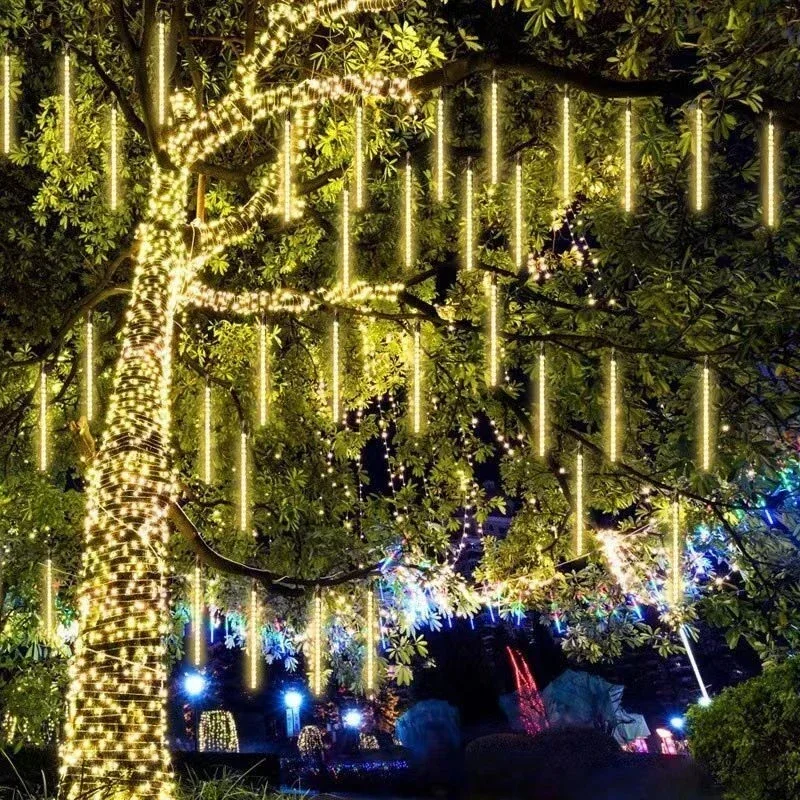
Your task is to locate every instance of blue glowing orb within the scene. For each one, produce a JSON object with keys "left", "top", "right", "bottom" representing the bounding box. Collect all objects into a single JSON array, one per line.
[
  {"left": 285, "top": 689, "right": 303, "bottom": 710},
  {"left": 669, "top": 716, "right": 685, "bottom": 731},
  {"left": 183, "top": 672, "right": 207, "bottom": 697},
  {"left": 343, "top": 709, "right": 363, "bottom": 729}
]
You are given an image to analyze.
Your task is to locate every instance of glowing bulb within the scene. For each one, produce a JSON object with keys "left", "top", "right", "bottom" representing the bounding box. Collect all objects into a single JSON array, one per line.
[
  {"left": 62, "top": 51, "right": 71, "bottom": 154},
  {"left": 701, "top": 359, "right": 712, "bottom": 471},
  {"left": 332, "top": 316, "right": 340, "bottom": 423},
  {"left": 412, "top": 324, "right": 422, "bottom": 434},
  {"left": 44, "top": 557, "right": 54, "bottom": 642},
  {"left": 694, "top": 104, "right": 704, "bottom": 212},
  {"left": 258, "top": 319, "right": 270, "bottom": 427},
  {"left": 575, "top": 449, "right": 584, "bottom": 556},
  {"left": 192, "top": 564, "right": 203, "bottom": 667},
  {"left": 239, "top": 430, "right": 248, "bottom": 532},
  {"left": 404, "top": 152, "right": 413, "bottom": 270},
  {"left": 312, "top": 592, "right": 323, "bottom": 696},
  {"left": 765, "top": 113, "right": 776, "bottom": 228},
  {"left": 85, "top": 315, "right": 94, "bottom": 421},
  {"left": 157, "top": 18, "right": 168, "bottom": 127},
  {"left": 436, "top": 92, "right": 445, "bottom": 202},
  {"left": 342, "top": 184, "right": 351, "bottom": 291},
  {"left": 38, "top": 366, "right": 47, "bottom": 472},
  {"left": 487, "top": 278, "right": 499, "bottom": 387},
  {"left": 365, "top": 587, "right": 376, "bottom": 696},
  {"left": 609, "top": 351, "right": 618, "bottom": 462},
  {"left": 465, "top": 160, "right": 474, "bottom": 270},
  {"left": 2, "top": 51, "right": 11, "bottom": 155},
  {"left": 354, "top": 102, "right": 364, "bottom": 209},
  {"left": 537, "top": 348, "right": 546, "bottom": 458},
  {"left": 284, "top": 115, "right": 293, "bottom": 223},
  {"left": 109, "top": 104, "right": 119, "bottom": 210},
  {"left": 671, "top": 500, "right": 682, "bottom": 606},
  {"left": 202, "top": 381, "right": 212, "bottom": 483},
  {"left": 623, "top": 102, "right": 633, "bottom": 213},
  {"left": 249, "top": 585, "right": 259, "bottom": 690},
  {"left": 513, "top": 154, "right": 524, "bottom": 268},
  {"left": 562, "top": 91, "right": 570, "bottom": 203},
  {"left": 490, "top": 72, "right": 499, "bottom": 185}
]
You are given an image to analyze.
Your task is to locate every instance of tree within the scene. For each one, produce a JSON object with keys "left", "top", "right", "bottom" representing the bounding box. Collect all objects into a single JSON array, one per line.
[{"left": 0, "top": 1, "right": 799, "bottom": 798}]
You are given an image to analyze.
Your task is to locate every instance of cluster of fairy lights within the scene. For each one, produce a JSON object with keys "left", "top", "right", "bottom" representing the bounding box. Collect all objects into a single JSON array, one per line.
[
  {"left": 14, "top": 0, "right": 774, "bottom": 791},
  {"left": 198, "top": 710, "right": 239, "bottom": 753}
]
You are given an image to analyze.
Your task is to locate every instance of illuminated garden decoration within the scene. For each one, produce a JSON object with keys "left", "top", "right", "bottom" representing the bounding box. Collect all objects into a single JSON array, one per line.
[{"left": 1, "top": 2, "right": 800, "bottom": 799}]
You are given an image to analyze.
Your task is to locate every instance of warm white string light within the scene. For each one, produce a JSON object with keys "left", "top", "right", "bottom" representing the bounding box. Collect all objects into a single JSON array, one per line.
[
  {"left": 514, "top": 154, "right": 524, "bottom": 268},
  {"left": 239, "top": 430, "right": 248, "bottom": 531},
  {"left": 490, "top": 71, "right": 499, "bottom": 185},
  {"left": 537, "top": 347, "right": 546, "bottom": 458},
  {"left": 157, "top": 17, "right": 168, "bottom": 127},
  {"left": 465, "top": 159, "right": 474, "bottom": 270},
  {"left": 62, "top": 50, "right": 71, "bottom": 154},
  {"left": 561, "top": 90, "right": 570, "bottom": 203},
  {"left": 342, "top": 183, "right": 351, "bottom": 290},
  {"left": 436, "top": 91, "right": 445, "bottom": 202},
  {"left": 694, "top": 103, "right": 704, "bottom": 212},
  {"left": 487, "top": 277, "right": 500, "bottom": 387},
  {"left": 284, "top": 114, "right": 293, "bottom": 223},
  {"left": 575, "top": 448, "right": 584, "bottom": 556},
  {"left": 85, "top": 315, "right": 94, "bottom": 421},
  {"left": 670, "top": 499, "right": 682, "bottom": 606},
  {"left": 354, "top": 102, "right": 364, "bottom": 209},
  {"left": 404, "top": 152, "right": 413, "bottom": 270},
  {"left": 248, "top": 584, "right": 259, "bottom": 690},
  {"left": 365, "top": 585, "right": 376, "bottom": 696},
  {"left": 765, "top": 112, "right": 776, "bottom": 228},
  {"left": 109, "top": 104, "right": 119, "bottom": 210},
  {"left": 38, "top": 366, "right": 47, "bottom": 472},
  {"left": 608, "top": 350, "right": 618, "bottom": 462},
  {"left": 332, "top": 315, "right": 340, "bottom": 423},
  {"left": 202, "top": 380, "right": 212, "bottom": 483},
  {"left": 258, "top": 318, "right": 270, "bottom": 427},
  {"left": 623, "top": 101, "right": 633, "bottom": 213},
  {"left": 192, "top": 563, "right": 203, "bottom": 667},
  {"left": 44, "top": 556, "right": 54, "bottom": 643},
  {"left": 701, "top": 358, "right": 712, "bottom": 471},
  {"left": 2, "top": 50, "right": 11, "bottom": 155},
  {"left": 411, "top": 323, "right": 422, "bottom": 434},
  {"left": 311, "top": 591, "right": 323, "bottom": 696}
]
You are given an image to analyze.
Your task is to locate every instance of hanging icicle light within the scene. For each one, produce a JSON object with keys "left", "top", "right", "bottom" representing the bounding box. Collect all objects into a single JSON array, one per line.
[
  {"left": 192, "top": 563, "right": 203, "bottom": 667},
  {"left": 2, "top": 49, "right": 12, "bottom": 155},
  {"left": 342, "top": 183, "right": 351, "bottom": 291},
  {"left": 239, "top": 430, "right": 249, "bottom": 532},
  {"left": 693, "top": 102, "right": 705, "bottom": 212},
  {"left": 311, "top": 591, "right": 324, "bottom": 696},
  {"left": 561, "top": 89, "right": 570, "bottom": 203},
  {"left": 43, "top": 557, "right": 54, "bottom": 644},
  {"left": 537, "top": 346, "right": 547, "bottom": 458},
  {"left": 764, "top": 112, "right": 777, "bottom": 228},
  {"left": 575, "top": 448, "right": 584, "bottom": 556},
  {"left": 284, "top": 114, "right": 293, "bottom": 223},
  {"left": 608, "top": 350, "right": 618, "bottom": 463},
  {"left": 365, "top": 586, "right": 377, "bottom": 697},
  {"left": 354, "top": 101, "right": 365, "bottom": 209},
  {"left": 62, "top": 50, "right": 72, "bottom": 154},
  {"left": 157, "top": 16, "right": 168, "bottom": 128},
  {"left": 404, "top": 152, "right": 413, "bottom": 270},
  {"left": 38, "top": 366, "right": 47, "bottom": 472},
  {"left": 85, "top": 315, "right": 94, "bottom": 421},
  {"left": 514, "top": 154, "right": 524, "bottom": 268},
  {"left": 202, "top": 380, "right": 212, "bottom": 483},
  {"left": 670, "top": 500, "right": 682, "bottom": 607},
  {"left": 248, "top": 584, "right": 259, "bottom": 691},
  {"left": 623, "top": 100, "right": 633, "bottom": 213},
  {"left": 436, "top": 91, "right": 445, "bottom": 203},
  {"left": 332, "top": 315, "right": 341, "bottom": 424},
  {"left": 465, "top": 159, "right": 474, "bottom": 270},
  {"left": 701, "top": 358, "right": 713, "bottom": 471},
  {"left": 109, "top": 104, "right": 120, "bottom": 210},
  {"left": 411, "top": 323, "right": 423, "bottom": 434},
  {"left": 490, "top": 71, "right": 499, "bottom": 186},
  {"left": 487, "top": 277, "right": 500, "bottom": 387},
  {"left": 258, "top": 318, "right": 270, "bottom": 427}
]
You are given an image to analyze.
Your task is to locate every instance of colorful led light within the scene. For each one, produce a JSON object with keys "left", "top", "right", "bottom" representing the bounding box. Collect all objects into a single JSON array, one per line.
[
  {"left": 537, "top": 348, "right": 546, "bottom": 458},
  {"left": 62, "top": 51, "right": 71, "bottom": 154},
  {"left": 562, "top": 91, "right": 570, "bottom": 203},
  {"left": 436, "top": 92, "right": 445, "bottom": 202},
  {"left": 354, "top": 102, "right": 364, "bottom": 209},
  {"left": 404, "top": 152, "right": 413, "bottom": 270},
  {"left": 2, "top": 51, "right": 11, "bottom": 155},
  {"left": 38, "top": 366, "right": 47, "bottom": 472},
  {"left": 342, "top": 183, "right": 351, "bottom": 291},
  {"left": 258, "top": 319, "right": 270, "bottom": 427},
  {"left": 284, "top": 115, "right": 293, "bottom": 223},
  {"left": 332, "top": 315, "right": 340, "bottom": 423},
  {"left": 575, "top": 449, "right": 584, "bottom": 556},
  {"left": 623, "top": 101, "right": 633, "bottom": 213},
  {"left": 490, "top": 72, "right": 499, "bottom": 185},
  {"left": 239, "top": 430, "right": 248, "bottom": 531},
  {"left": 609, "top": 350, "right": 618, "bottom": 462},
  {"left": 694, "top": 104, "right": 704, "bottom": 211},
  {"left": 465, "top": 159, "right": 474, "bottom": 270},
  {"left": 515, "top": 154, "right": 524, "bottom": 268},
  {"left": 203, "top": 380, "right": 212, "bottom": 482},
  {"left": 157, "top": 18, "right": 168, "bottom": 127},
  {"left": 192, "top": 563, "right": 203, "bottom": 667},
  {"left": 85, "top": 315, "right": 94, "bottom": 421},
  {"left": 365, "top": 586, "right": 376, "bottom": 696},
  {"left": 765, "top": 113, "right": 776, "bottom": 228},
  {"left": 670, "top": 500, "right": 682, "bottom": 606},
  {"left": 248, "top": 584, "right": 259, "bottom": 690},
  {"left": 109, "top": 104, "right": 119, "bottom": 210}
]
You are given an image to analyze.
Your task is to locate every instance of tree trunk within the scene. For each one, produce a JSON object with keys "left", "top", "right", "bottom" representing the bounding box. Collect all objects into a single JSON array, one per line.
[{"left": 60, "top": 170, "right": 190, "bottom": 800}]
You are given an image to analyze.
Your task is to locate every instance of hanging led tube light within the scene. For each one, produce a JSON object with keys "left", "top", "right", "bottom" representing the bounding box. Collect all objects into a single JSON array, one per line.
[
  {"left": 62, "top": 50, "right": 72, "bottom": 154},
  {"left": 354, "top": 102, "right": 365, "bottom": 209},
  {"left": 465, "top": 159, "right": 474, "bottom": 271},
  {"left": 575, "top": 448, "right": 584, "bottom": 556},
  {"left": 239, "top": 430, "right": 249, "bottom": 532},
  {"left": 436, "top": 91, "right": 445, "bottom": 202},
  {"left": 85, "top": 315, "right": 95, "bottom": 421},
  {"left": 623, "top": 101, "right": 633, "bottom": 213},
  {"left": 764, "top": 112, "right": 777, "bottom": 228},
  {"left": 157, "top": 16, "right": 168, "bottom": 127},
  {"left": 514, "top": 154, "right": 524, "bottom": 268},
  {"left": 537, "top": 346, "right": 547, "bottom": 458},
  {"left": 192, "top": 562, "right": 203, "bottom": 667},
  {"left": 670, "top": 500, "right": 682, "bottom": 606},
  {"left": 701, "top": 358, "right": 713, "bottom": 471},
  {"left": 608, "top": 350, "right": 618, "bottom": 463},
  {"left": 2, "top": 50, "right": 12, "bottom": 155},
  {"left": 332, "top": 315, "right": 341, "bottom": 423},
  {"left": 411, "top": 323, "right": 423, "bottom": 435},
  {"left": 283, "top": 114, "right": 293, "bottom": 223},
  {"left": 248, "top": 584, "right": 259, "bottom": 691},
  {"left": 109, "top": 104, "right": 120, "bottom": 210},
  {"left": 487, "top": 277, "right": 500, "bottom": 387},
  {"left": 202, "top": 380, "right": 212, "bottom": 483},
  {"left": 311, "top": 591, "right": 324, "bottom": 696},
  {"left": 365, "top": 585, "right": 377, "bottom": 697},
  {"left": 561, "top": 89, "right": 570, "bottom": 203},
  {"left": 342, "top": 183, "right": 351, "bottom": 291},
  {"left": 490, "top": 71, "right": 499, "bottom": 186},
  {"left": 693, "top": 102, "right": 705, "bottom": 212},
  {"left": 38, "top": 366, "right": 48, "bottom": 472},
  {"left": 43, "top": 556, "right": 54, "bottom": 644},
  {"left": 404, "top": 152, "right": 413, "bottom": 270},
  {"left": 258, "top": 318, "right": 270, "bottom": 427}
]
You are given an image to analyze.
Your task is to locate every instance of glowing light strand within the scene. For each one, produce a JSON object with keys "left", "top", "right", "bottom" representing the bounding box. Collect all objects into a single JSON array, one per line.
[
  {"left": 515, "top": 154, "right": 524, "bottom": 268},
  {"left": 404, "top": 152, "right": 413, "bottom": 270},
  {"left": 157, "top": 17, "right": 168, "bottom": 127},
  {"left": 490, "top": 72, "right": 499, "bottom": 185},
  {"left": 694, "top": 104, "right": 704, "bottom": 211},
  {"left": 488, "top": 278, "right": 499, "bottom": 387},
  {"left": 258, "top": 319, "right": 270, "bottom": 426},
  {"left": 38, "top": 366, "right": 47, "bottom": 472},
  {"left": 284, "top": 114, "right": 293, "bottom": 223},
  {"left": 412, "top": 323, "right": 422, "bottom": 434},
  {"left": 109, "top": 104, "right": 119, "bottom": 210},
  {"left": 562, "top": 90, "right": 570, "bottom": 203},
  {"left": 312, "top": 591, "right": 323, "bottom": 696},
  {"left": 609, "top": 350, "right": 618, "bottom": 462},
  {"left": 701, "top": 358, "right": 712, "bottom": 471},
  {"left": 342, "top": 183, "right": 351, "bottom": 290},
  {"left": 332, "top": 315, "right": 340, "bottom": 423},
  {"left": 192, "top": 563, "right": 203, "bottom": 667},
  {"left": 203, "top": 380, "right": 212, "bottom": 482},
  {"left": 354, "top": 102, "right": 364, "bottom": 208},
  {"left": 624, "top": 101, "right": 633, "bottom": 213},
  {"left": 85, "top": 315, "right": 94, "bottom": 421},
  {"left": 62, "top": 51, "right": 71, "bottom": 154},
  {"left": 465, "top": 159, "right": 474, "bottom": 270},
  {"left": 248, "top": 584, "right": 259, "bottom": 690},
  {"left": 44, "top": 557, "right": 54, "bottom": 643},
  {"left": 537, "top": 347, "right": 546, "bottom": 458},
  {"left": 575, "top": 448, "right": 584, "bottom": 556},
  {"left": 365, "top": 586, "right": 376, "bottom": 696},
  {"left": 239, "top": 430, "right": 248, "bottom": 531},
  {"left": 436, "top": 91, "right": 445, "bottom": 202},
  {"left": 2, "top": 50, "right": 11, "bottom": 155},
  {"left": 670, "top": 500, "right": 682, "bottom": 606},
  {"left": 765, "top": 112, "right": 776, "bottom": 228}
]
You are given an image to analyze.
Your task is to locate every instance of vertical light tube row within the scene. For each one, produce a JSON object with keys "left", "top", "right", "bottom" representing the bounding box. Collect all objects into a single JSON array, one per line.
[
  {"left": 157, "top": 17, "right": 167, "bottom": 127},
  {"left": 671, "top": 500, "right": 682, "bottom": 606},
  {"left": 488, "top": 278, "right": 499, "bottom": 387},
  {"left": 490, "top": 72, "right": 499, "bottom": 186},
  {"left": 284, "top": 115, "right": 293, "bottom": 223},
  {"left": 109, "top": 104, "right": 119, "bottom": 210},
  {"left": 694, "top": 103, "right": 704, "bottom": 212},
  {"left": 354, "top": 102, "right": 364, "bottom": 209},
  {"left": 515, "top": 154, "right": 524, "bottom": 268},
  {"left": 2, "top": 51, "right": 11, "bottom": 155},
  {"left": 44, "top": 556, "right": 54, "bottom": 643},
  {"left": 258, "top": 319, "right": 270, "bottom": 427},
  {"left": 332, "top": 315, "right": 340, "bottom": 423},
  {"left": 404, "top": 152, "right": 413, "bottom": 270},
  {"left": 701, "top": 358, "right": 712, "bottom": 471},
  {"left": 38, "top": 366, "right": 48, "bottom": 472},
  {"left": 192, "top": 563, "right": 203, "bottom": 667},
  {"left": 312, "top": 591, "right": 323, "bottom": 696},
  {"left": 85, "top": 315, "right": 94, "bottom": 421},
  {"left": 63, "top": 51, "right": 71, "bottom": 154},
  {"left": 765, "top": 112, "right": 776, "bottom": 228},
  {"left": 562, "top": 90, "right": 570, "bottom": 203},
  {"left": 239, "top": 430, "right": 248, "bottom": 532},
  {"left": 436, "top": 92, "right": 445, "bottom": 203},
  {"left": 249, "top": 584, "right": 259, "bottom": 690},
  {"left": 575, "top": 448, "right": 584, "bottom": 556},
  {"left": 412, "top": 323, "right": 422, "bottom": 434},
  {"left": 365, "top": 586, "right": 376, "bottom": 696},
  {"left": 624, "top": 101, "right": 633, "bottom": 213},
  {"left": 465, "top": 159, "right": 474, "bottom": 270},
  {"left": 342, "top": 183, "right": 351, "bottom": 291},
  {"left": 203, "top": 380, "right": 212, "bottom": 483},
  {"left": 609, "top": 350, "right": 618, "bottom": 463},
  {"left": 538, "top": 347, "right": 546, "bottom": 458}
]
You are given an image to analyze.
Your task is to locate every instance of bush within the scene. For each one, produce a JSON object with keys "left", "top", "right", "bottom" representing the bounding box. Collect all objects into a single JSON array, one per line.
[{"left": 688, "top": 658, "right": 800, "bottom": 800}]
